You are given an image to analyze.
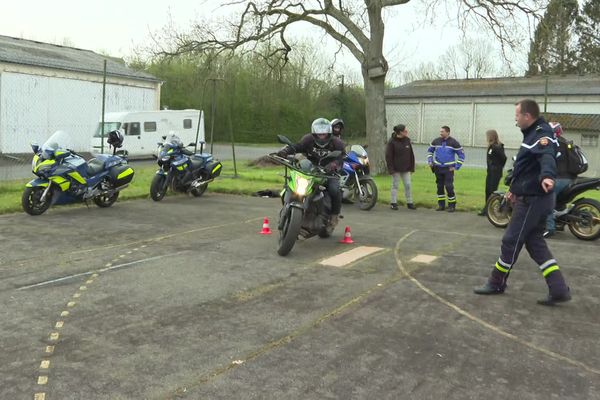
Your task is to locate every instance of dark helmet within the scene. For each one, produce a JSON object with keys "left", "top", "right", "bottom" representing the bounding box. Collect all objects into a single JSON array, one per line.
[
  {"left": 107, "top": 129, "right": 124, "bottom": 148},
  {"left": 311, "top": 117, "right": 333, "bottom": 147},
  {"left": 331, "top": 118, "right": 344, "bottom": 137}
]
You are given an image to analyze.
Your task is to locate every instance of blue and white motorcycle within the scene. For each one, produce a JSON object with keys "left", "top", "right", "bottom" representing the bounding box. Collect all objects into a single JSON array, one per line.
[
  {"left": 340, "top": 144, "right": 378, "bottom": 210},
  {"left": 23, "top": 130, "right": 134, "bottom": 215}
]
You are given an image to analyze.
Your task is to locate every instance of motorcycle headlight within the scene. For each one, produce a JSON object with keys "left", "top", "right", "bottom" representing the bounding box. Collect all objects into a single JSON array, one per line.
[{"left": 295, "top": 176, "right": 310, "bottom": 196}]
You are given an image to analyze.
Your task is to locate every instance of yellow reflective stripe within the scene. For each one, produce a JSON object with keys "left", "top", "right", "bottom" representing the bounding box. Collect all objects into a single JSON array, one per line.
[
  {"left": 49, "top": 176, "right": 70, "bottom": 191},
  {"left": 542, "top": 265, "right": 560, "bottom": 277},
  {"left": 495, "top": 262, "right": 509, "bottom": 273},
  {"left": 456, "top": 160, "right": 463, "bottom": 164},
  {"left": 212, "top": 163, "right": 222, "bottom": 174},
  {"left": 55, "top": 150, "right": 66, "bottom": 156},
  {"left": 177, "top": 165, "right": 185, "bottom": 171},
  {"left": 117, "top": 168, "right": 134, "bottom": 180},
  {"left": 26, "top": 182, "right": 48, "bottom": 187},
  {"left": 68, "top": 171, "right": 86, "bottom": 184},
  {"left": 33, "top": 159, "right": 55, "bottom": 173}
]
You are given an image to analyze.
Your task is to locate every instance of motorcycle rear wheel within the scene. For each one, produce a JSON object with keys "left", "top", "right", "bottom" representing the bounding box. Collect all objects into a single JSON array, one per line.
[
  {"left": 486, "top": 193, "right": 511, "bottom": 228},
  {"left": 190, "top": 184, "right": 207, "bottom": 197},
  {"left": 568, "top": 198, "right": 600, "bottom": 241},
  {"left": 22, "top": 186, "right": 52, "bottom": 216},
  {"left": 150, "top": 174, "right": 168, "bottom": 202},
  {"left": 277, "top": 206, "right": 303, "bottom": 256},
  {"left": 355, "top": 179, "right": 378, "bottom": 211},
  {"left": 93, "top": 191, "right": 119, "bottom": 208}
]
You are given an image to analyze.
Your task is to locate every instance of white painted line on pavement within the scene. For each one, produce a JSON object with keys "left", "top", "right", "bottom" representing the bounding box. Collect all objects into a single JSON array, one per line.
[
  {"left": 320, "top": 246, "right": 384, "bottom": 267},
  {"left": 410, "top": 254, "right": 438, "bottom": 264}
]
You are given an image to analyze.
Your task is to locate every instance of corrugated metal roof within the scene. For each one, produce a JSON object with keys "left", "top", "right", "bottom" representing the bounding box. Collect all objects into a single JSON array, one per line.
[
  {"left": 386, "top": 75, "right": 600, "bottom": 98},
  {"left": 543, "top": 112, "right": 600, "bottom": 133},
  {"left": 0, "top": 35, "right": 159, "bottom": 82}
]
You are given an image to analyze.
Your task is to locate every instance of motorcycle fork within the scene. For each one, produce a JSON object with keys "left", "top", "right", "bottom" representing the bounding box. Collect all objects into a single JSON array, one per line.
[
  {"left": 353, "top": 173, "right": 364, "bottom": 197},
  {"left": 40, "top": 182, "right": 53, "bottom": 202}
]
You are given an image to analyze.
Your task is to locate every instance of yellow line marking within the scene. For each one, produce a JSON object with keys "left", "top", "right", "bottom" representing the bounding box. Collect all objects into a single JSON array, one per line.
[
  {"left": 105, "top": 263, "right": 112, "bottom": 267},
  {"left": 410, "top": 254, "right": 438, "bottom": 264},
  {"left": 133, "top": 248, "right": 139, "bottom": 251},
  {"left": 86, "top": 279, "right": 94, "bottom": 284},
  {"left": 37, "top": 376, "right": 48, "bottom": 385},
  {"left": 394, "top": 230, "right": 600, "bottom": 376},
  {"left": 119, "top": 255, "right": 125, "bottom": 258},
  {"left": 79, "top": 286, "right": 87, "bottom": 291},
  {"left": 73, "top": 293, "right": 80, "bottom": 298},
  {"left": 320, "top": 246, "right": 384, "bottom": 267},
  {"left": 127, "top": 251, "right": 132, "bottom": 254},
  {"left": 55, "top": 321, "right": 64, "bottom": 329},
  {"left": 67, "top": 302, "right": 76, "bottom": 307},
  {"left": 40, "top": 360, "right": 50, "bottom": 369},
  {"left": 45, "top": 346, "right": 54, "bottom": 354},
  {"left": 60, "top": 311, "right": 69, "bottom": 317},
  {"left": 34, "top": 393, "right": 45, "bottom": 400},
  {"left": 92, "top": 273, "right": 99, "bottom": 278},
  {"left": 49, "top": 332, "right": 59, "bottom": 341}
]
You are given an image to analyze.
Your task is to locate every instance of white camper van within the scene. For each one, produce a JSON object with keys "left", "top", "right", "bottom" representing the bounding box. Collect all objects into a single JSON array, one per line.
[{"left": 91, "top": 110, "right": 205, "bottom": 157}]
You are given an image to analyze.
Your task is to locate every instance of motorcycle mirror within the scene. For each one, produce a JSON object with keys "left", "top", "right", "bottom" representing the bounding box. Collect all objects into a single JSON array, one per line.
[
  {"left": 188, "top": 142, "right": 195, "bottom": 147},
  {"left": 31, "top": 142, "right": 40, "bottom": 153},
  {"left": 161, "top": 135, "right": 167, "bottom": 140},
  {"left": 277, "top": 135, "right": 294, "bottom": 146}
]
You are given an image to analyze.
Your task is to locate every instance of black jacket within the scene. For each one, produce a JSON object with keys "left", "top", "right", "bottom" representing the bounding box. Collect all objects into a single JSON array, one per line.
[
  {"left": 385, "top": 135, "right": 415, "bottom": 173},
  {"left": 556, "top": 136, "right": 577, "bottom": 180},
  {"left": 280, "top": 134, "right": 345, "bottom": 170},
  {"left": 510, "top": 118, "right": 557, "bottom": 196},
  {"left": 487, "top": 143, "right": 507, "bottom": 171}
]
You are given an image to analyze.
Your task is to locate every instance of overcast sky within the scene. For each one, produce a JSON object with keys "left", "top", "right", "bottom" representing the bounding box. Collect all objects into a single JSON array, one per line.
[{"left": 0, "top": 1, "right": 520, "bottom": 83}]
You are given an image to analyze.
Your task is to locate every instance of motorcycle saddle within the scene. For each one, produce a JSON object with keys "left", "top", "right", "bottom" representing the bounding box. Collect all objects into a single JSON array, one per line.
[{"left": 86, "top": 158, "right": 105, "bottom": 176}]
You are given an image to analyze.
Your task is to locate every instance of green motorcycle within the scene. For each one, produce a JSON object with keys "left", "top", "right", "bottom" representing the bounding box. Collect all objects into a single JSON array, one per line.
[{"left": 269, "top": 135, "right": 342, "bottom": 256}]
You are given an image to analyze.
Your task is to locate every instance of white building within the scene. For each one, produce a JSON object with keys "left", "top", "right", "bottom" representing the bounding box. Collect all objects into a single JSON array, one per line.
[
  {"left": 0, "top": 35, "right": 161, "bottom": 154},
  {"left": 385, "top": 75, "right": 600, "bottom": 175}
]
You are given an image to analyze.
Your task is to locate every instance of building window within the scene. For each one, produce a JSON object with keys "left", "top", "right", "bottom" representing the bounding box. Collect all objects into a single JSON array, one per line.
[
  {"left": 183, "top": 119, "right": 192, "bottom": 129},
  {"left": 144, "top": 121, "right": 157, "bottom": 132},
  {"left": 581, "top": 135, "right": 598, "bottom": 147}
]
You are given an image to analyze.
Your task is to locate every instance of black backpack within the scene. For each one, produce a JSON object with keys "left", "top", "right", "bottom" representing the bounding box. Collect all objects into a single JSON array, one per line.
[{"left": 565, "top": 140, "right": 588, "bottom": 175}]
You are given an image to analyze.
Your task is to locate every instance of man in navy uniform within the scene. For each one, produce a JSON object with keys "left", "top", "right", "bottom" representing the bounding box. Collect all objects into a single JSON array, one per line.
[{"left": 474, "top": 99, "right": 571, "bottom": 305}]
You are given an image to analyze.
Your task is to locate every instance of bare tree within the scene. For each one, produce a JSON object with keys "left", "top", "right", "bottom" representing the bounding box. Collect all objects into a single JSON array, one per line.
[{"left": 156, "top": 0, "right": 544, "bottom": 173}]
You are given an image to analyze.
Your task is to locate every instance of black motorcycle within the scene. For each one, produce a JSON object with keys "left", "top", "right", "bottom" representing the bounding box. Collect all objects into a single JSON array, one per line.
[
  {"left": 486, "top": 175, "right": 600, "bottom": 241},
  {"left": 150, "top": 134, "right": 222, "bottom": 201}
]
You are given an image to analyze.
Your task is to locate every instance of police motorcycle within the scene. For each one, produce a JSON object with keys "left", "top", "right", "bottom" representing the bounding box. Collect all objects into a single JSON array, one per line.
[
  {"left": 23, "top": 130, "right": 134, "bottom": 216},
  {"left": 269, "top": 135, "right": 342, "bottom": 256},
  {"left": 340, "top": 144, "right": 378, "bottom": 210},
  {"left": 486, "top": 169, "right": 600, "bottom": 241},
  {"left": 150, "top": 133, "right": 222, "bottom": 201}
]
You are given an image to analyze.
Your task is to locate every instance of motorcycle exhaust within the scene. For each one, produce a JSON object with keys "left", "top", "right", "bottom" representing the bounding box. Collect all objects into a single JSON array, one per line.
[{"left": 189, "top": 178, "right": 213, "bottom": 189}]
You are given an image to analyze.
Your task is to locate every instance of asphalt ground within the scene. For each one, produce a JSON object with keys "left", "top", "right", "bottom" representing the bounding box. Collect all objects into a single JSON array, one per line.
[{"left": 0, "top": 193, "right": 598, "bottom": 400}]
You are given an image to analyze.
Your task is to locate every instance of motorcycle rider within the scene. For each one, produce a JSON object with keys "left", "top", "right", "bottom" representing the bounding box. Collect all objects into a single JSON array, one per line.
[
  {"left": 277, "top": 118, "right": 345, "bottom": 228},
  {"left": 543, "top": 122, "right": 576, "bottom": 238},
  {"left": 331, "top": 118, "right": 344, "bottom": 139}
]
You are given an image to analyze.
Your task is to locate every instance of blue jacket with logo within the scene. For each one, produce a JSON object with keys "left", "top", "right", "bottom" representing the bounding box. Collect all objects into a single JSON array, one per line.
[
  {"left": 510, "top": 117, "right": 557, "bottom": 196},
  {"left": 427, "top": 136, "right": 465, "bottom": 169}
]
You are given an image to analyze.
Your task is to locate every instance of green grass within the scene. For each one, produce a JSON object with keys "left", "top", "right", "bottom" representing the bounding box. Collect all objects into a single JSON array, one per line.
[{"left": 1, "top": 162, "right": 598, "bottom": 215}]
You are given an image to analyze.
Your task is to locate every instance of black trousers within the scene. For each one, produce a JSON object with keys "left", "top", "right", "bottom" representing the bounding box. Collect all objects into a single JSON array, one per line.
[
  {"left": 327, "top": 176, "right": 342, "bottom": 214},
  {"left": 485, "top": 168, "right": 503, "bottom": 202},
  {"left": 500, "top": 194, "right": 555, "bottom": 267},
  {"left": 434, "top": 167, "right": 455, "bottom": 206}
]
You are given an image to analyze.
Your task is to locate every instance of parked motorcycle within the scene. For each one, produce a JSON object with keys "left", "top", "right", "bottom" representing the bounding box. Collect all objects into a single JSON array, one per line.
[
  {"left": 150, "top": 134, "right": 222, "bottom": 201},
  {"left": 22, "top": 130, "right": 134, "bottom": 215},
  {"left": 269, "top": 135, "right": 342, "bottom": 256},
  {"left": 486, "top": 176, "right": 600, "bottom": 241},
  {"left": 340, "top": 144, "right": 378, "bottom": 210}
]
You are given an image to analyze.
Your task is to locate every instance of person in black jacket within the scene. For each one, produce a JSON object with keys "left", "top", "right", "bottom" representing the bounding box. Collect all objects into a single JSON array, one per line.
[
  {"left": 543, "top": 122, "right": 576, "bottom": 238},
  {"left": 277, "top": 118, "right": 345, "bottom": 228},
  {"left": 386, "top": 124, "right": 416, "bottom": 210},
  {"left": 474, "top": 99, "right": 571, "bottom": 306},
  {"left": 478, "top": 129, "right": 507, "bottom": 216}
]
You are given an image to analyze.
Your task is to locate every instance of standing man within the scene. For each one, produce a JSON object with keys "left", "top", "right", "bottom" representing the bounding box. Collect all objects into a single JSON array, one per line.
[
  {"left": 474, "top": 99, "right": 571, "bottom": 306},
  {"left": 427, "top": 126, "right": 465, "bottom": 212},
  {"left": 386, "top": 124, "right": 416, "bottom": 210}
]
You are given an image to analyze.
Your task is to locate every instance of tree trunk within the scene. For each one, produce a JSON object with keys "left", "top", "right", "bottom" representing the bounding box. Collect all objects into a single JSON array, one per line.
[{"left": 363, "top": 73, "right": 387, "bottom": 175}]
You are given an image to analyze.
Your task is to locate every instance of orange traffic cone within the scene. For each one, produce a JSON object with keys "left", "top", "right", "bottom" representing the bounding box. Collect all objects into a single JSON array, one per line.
[
  {"left": 259, "top": 217, "right": 272, "bottom": 235},
  {"left": 339, "top": 226, "right": 354, "bottom": 244}
]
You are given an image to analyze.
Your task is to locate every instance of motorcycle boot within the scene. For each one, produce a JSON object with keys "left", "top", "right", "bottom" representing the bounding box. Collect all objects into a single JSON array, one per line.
[
  {"left": 537, "top": 266, "right": 571, "bottom": 306},
  {"left": 328, "top": 214, "right": 340, "bottom": 229},
  {"left": 474, "top": 261, "right": 510, "bottom": 295}
]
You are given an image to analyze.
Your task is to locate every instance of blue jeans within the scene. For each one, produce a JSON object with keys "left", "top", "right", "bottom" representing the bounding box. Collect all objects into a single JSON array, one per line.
[{"left": 545, "top": 178, "right": 573, "bottom": 232}]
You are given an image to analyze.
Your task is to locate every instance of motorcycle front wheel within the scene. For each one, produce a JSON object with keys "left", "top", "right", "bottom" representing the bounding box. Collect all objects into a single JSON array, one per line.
[
  {"left": 277, "top": 206, "right": 303, "bottom": 256},
  {"left": 355, "top": 179, "right": 378, "bottom": 211},
  {"left": 150, "top": 174, "right": 168, "bottom": 202},
  {"left": 22, "top": 186, "right": 53, "bottom": 215},
  {"left": 568, "top": 199, "right": 600, "bottom": 241},
  {"left": 486, "top": 193, "right": 511, "bottom": 228}
]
